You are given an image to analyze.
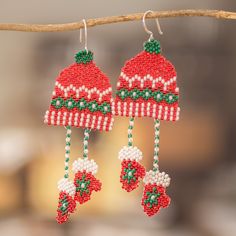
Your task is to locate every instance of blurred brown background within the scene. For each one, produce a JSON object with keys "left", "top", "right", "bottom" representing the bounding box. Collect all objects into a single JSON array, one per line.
[{"left": 0, "top": 0, "right": 236, "bottom": 235}]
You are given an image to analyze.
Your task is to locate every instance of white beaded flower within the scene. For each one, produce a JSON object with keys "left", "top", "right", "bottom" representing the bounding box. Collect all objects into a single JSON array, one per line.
[
  {"left": 143, "top": 170, "right": 171, "bottom": 188},
  {"left": 118, "top": 146, "right": 143, "bottom": 161},
  {"left": 72, "top": 158, "right": 98, "bottom": 175},
  {"left": 57, "top": 178, "right": 76, "bottom": 196}
]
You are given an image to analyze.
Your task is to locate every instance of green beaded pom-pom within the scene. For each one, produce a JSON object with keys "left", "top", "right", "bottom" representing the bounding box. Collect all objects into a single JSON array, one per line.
[
  {"left": 75, "top": 50, "right": 93, "bottom": 64},
  {"left": 144, "top": 39, "right": 161, "bottom": 54}
]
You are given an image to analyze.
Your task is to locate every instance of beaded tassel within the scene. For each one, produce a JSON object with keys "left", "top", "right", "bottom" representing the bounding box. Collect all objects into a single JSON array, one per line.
[
  {"left": 44, "top": 46, "right": 114, "bottom": 223},
  {"left": 113, "top": 37, "right": 180, "bottom": 215},
  {"left": 118, "top": 118, "right": 145, "bottom": 192},
  {"left": 72, "top": 129, "right": 102, "bottom": 204},
  {"left": 56, "top": 126, "right": 76, "bottom": 224},
  {"left": 141, "top": 120, "right": 171, "bottom": 217}
]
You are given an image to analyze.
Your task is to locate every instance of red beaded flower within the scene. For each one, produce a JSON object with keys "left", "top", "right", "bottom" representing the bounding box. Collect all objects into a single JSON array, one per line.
[
  {"left": 74, "top": 170, "right": 102, "bottom": 204},
  {"left": 120, "top": 160, "right": 146, "bottom": 192},
  {"left": 141, "top": 184, "right": 170, "bottom": 217},
  {"left": 56, "top": 191, "right": 76, "bottom": 224}
]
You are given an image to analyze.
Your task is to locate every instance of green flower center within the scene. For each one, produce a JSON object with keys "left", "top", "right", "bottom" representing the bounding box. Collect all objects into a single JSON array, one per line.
[
  {"left": 59, "top": 196, "right": 69, "bottom": 214},
  {"left": 122, "top": 163, "right": 137, "bottom": 184},
  {"left": 144, "top": 187, "right": 161, "bottom": 208},
  {"left": 76, "top": 174, "right": 90, "bottom": 196}
]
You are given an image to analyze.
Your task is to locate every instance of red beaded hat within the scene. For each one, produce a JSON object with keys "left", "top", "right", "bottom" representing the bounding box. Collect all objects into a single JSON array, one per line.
[
  {"left": 113, "top": 39, "right": 180, "bottom": 121},
  {"left": 44, "top": 50, "right": 114, "bottom": 131}
]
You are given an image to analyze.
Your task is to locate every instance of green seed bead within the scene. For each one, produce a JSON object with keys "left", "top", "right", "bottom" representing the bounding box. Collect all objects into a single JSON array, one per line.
[
  {"left": 75, "top": 50, "right": 93, "bottom": 64},
  {"left": 144, "top": 39, "right": 161, "bottom": 54}
]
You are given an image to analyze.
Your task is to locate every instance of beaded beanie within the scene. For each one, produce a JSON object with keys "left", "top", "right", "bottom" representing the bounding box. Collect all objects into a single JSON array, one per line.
[
  {"left": 113, "top": 39, "right": 180, "bottom": 216},
  {"left": 113, "top": 39, "right": 180, "bottom": 120},
  {"left": 44, "top": 50, "right": 113, "bottom": 223},
  {"left": 44, "top": 50, "right": 113, "bottom": 131}
]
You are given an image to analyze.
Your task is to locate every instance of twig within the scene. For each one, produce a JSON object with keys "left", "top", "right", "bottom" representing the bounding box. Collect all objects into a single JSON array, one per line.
[{"left": 0, "top": 9, "right": 235, "bottom": 32}]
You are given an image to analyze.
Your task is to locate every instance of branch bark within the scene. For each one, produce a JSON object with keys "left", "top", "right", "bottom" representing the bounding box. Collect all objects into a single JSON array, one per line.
[{"left": 0, "top": 9, "right": 235, "bottom": 32}]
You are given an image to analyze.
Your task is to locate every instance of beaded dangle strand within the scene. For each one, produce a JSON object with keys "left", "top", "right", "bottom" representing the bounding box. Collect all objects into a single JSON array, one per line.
[
  {"left": 153, "top": 119, "right": 160, "bottom": 172},
  {"left": 128, "top": 117, "right": 134, "bottom": 147},
  {"left": 83, "top": 128, "right": 90, "bottom": 159},
  {"left": 118, "top": 118, "right": 146, "bottom": 192},
  {"left": 141, "top": 120, "right": 171, "bottom": 216},
  {"left": 56, "top": 126, "right": 76, "bottom": 224},
  {"left": 72, "top": 129, "right": 102, "bottom": 204}
]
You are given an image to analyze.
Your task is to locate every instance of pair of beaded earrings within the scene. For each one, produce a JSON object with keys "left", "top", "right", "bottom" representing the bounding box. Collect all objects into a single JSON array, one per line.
[{"left": 44, "top": 11, "right": 180, "bottom": 223}]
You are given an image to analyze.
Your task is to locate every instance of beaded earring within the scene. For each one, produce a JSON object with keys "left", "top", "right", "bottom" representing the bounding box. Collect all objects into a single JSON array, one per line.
[
  {"left": 113, "top": 11, "right": 180, "bottom": 216},
  {"left": 44, "top": 20, "right": 114, "bottom": 223}
]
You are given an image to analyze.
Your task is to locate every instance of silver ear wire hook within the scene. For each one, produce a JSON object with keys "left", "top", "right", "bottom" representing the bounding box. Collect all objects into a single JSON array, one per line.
[
  {"left": 80, "top": 19, "right": 88, "bottom": 52},
  {"left": 142, "top": 10, "right": 163, "bottom": 40}
]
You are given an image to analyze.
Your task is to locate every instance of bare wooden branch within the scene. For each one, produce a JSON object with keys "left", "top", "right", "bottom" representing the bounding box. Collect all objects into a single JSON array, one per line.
[{"left": 0, "top": 9, "right": 235, "bottom": 32}]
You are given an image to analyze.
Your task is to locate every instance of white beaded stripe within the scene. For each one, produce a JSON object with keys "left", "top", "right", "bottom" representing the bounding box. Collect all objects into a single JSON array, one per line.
[
  {"left": 74, "top": 115, "right": 78, "bottom": 126},
  {"left": 109, "top": 117, "right": 114, "bottom": 131},
  {"left": 44, "top": 111, "right": 114, "bottom": 131},
  {"left": 57, "top": 178, "right": 76, "bottom": 196},
  {"left": 112, "top": 103, "right": 180, "bottom": 121},
  {"left": 91, "top": 115, "right": 96, "bottom": 129},
  {"left": 55, "top": 82, "right": 112, "bottom": 98},
  {"left": 103, "top": 117, "right": 108, "bottom": 130},
  {"left": 119, "top": 72, "right": 177, "bottom": 88},
  {"left": 44, "top": 112, "right": 49, "bottom": 123},
  {"left": 97, "top": 115, "right": 102, "bottom": 130},
  {"left": 152, "top": 104, "right": 157, "bottom": 118},
  {"left": 56, "top": 111, "right": 61, "bottom": 125},
  {"left": 118, "top": 146, "right": 143, "bottom": 161},
  {"left": 143, "top": 170, "right": 170, "bottom": 188},
  {"left": 72, "top": 158, "right": 98, "bottom": 175},
  {"left": 123, "top": 102, "right": 127, "bottom": 116},
  {"left": 147, "top": 102, "right": 151, "bottom": 116}
]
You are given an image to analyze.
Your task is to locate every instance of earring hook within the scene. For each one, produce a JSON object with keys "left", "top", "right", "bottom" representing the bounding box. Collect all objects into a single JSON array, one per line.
[
  {"left": 142, "top": 10, "right": 163, "bottom": 40},
  {"left": 80, "top": 19, "right": 88, "bottom": 52}
]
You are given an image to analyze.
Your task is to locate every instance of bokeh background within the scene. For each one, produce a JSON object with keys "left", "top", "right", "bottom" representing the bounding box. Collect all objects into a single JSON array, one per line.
[{"left": 0, "top": 0, "right": 236, "bottom": 235}]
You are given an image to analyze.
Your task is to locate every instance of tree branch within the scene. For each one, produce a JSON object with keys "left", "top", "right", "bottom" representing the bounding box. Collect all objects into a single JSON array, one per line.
[{"left": 0, "top": 9, "right": 235, "bottom": 32}]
